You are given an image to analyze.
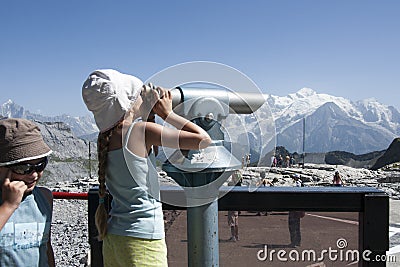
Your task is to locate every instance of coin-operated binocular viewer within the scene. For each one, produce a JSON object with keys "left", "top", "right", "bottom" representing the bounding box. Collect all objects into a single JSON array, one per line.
[{"left": 162, "top": 86, "right": 265, "bottom": 267}]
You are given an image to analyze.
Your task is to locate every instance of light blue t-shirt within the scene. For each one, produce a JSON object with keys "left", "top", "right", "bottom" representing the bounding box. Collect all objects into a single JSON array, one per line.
[
  {"left": 105, "top": 122, "right": 164, "bottom": 240},
  {"left": 0, "top": 187, "right": 52, "bottom": 267}
]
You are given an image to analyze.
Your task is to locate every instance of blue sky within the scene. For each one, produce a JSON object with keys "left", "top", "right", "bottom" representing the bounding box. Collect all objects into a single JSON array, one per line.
[{"left": 1, "top": 0, "right": 399, "bottom": 116}]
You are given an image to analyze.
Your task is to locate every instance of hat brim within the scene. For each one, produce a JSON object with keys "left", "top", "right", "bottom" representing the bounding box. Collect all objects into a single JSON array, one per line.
[{"left": 0, "top": 146, "right": 53, "bottom": 167}]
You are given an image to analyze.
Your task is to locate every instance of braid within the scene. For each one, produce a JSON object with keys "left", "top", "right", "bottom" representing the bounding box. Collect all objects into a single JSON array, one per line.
[{"left": 94, "top": 128, "right": 113, "bottom": 241}]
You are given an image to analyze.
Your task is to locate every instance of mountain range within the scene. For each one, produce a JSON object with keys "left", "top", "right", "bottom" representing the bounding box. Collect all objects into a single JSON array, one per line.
[
  {"left": 265, "top": 88, "right": 399, "bottom": 154},
  {"left": 0, "top": 99, "right": 97, "bottom": 137},
  {"left": 1, "top": 88, "right": 400, "bottom": 155}
]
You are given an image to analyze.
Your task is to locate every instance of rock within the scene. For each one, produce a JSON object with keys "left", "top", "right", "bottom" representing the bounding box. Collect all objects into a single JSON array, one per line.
[{"left": 371, "top": 138, "right": 400, "bottom": 170}]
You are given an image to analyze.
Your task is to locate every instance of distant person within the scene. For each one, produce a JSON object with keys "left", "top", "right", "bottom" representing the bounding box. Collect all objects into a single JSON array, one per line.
[
  {"left": 256, "top": 171, "right": 277, "bottom": 187},
  {"left": 231, "top": 170, "right": 243, "bottom": 186},
  {"left": 271, "top": 155, "right": 277, "bottom": 167},
  {"left": 288, "top": 173, "right": 305, "bottom": 247},
  {"left": 246, "top": 154, "right": 251, "bottom": 167},
  {"left": 227, "top": 176, "right": 240, "bottom": 241},
  {"left": 259, "top": 178, "right": 274, "bottom": 187},
  {"left": 288, "top": 210, "right": 305, "bottom": 247},
  {"left": 82, "top": 69, "right": 211, "bottom": 266},
  {"left": 227, "top": 209, "right": 239, "bottom": 242},
  {"left": 259, "top": 170, "right": 267, "bottom": 183},
  {"left": 0, "top": 118, "right": 55, "bottom": 266},
  {"left": 292, "top": 174, "right": 303, "bottom": 187},
  {"left": 332, "top": 171, "right": 345, "bottom": 186},
  {"left": 285, "top": 155, "right": 290, "bottom": 168},
  {"left": 277, "top": 155, "right": 283, "bottom": 167},
  {"left": 290, "top": 156, "right": 295, "bottom": 167}
]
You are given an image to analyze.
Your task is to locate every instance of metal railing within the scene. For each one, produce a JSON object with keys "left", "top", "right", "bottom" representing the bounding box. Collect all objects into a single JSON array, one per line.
[
  {"left": 53, "top": 191, "right": 88, "bottom": 200},
  {"left": 84, "top": 186, "right": 388, "bottom": 267}
]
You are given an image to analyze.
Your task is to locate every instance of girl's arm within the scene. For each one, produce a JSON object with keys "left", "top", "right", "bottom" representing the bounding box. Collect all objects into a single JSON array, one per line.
[
  {"left": 152, "top": 88, "right": 211, "bottom": 141},
  {"left": 127, "top": 88, "right": 211, "bottom": 157},
  {"left": 145, "top": 112, "right": 212, "bottom": 150}
]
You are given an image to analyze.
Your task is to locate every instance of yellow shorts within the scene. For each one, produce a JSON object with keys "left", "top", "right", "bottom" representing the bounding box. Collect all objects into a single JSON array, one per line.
[{"left": 102, "top": 233, "right": 168, "bottom": 267}]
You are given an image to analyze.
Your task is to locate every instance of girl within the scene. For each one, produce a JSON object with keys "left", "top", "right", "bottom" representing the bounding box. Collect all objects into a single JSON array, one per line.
[
  {"left": 332, "top": 171, "right": 344, "bottom": 186},
  {"left": 0, "top": 118, "right": 55, "bottom": 267},
  {"left": 82, "top": 69, "right": 211, "bottom": 266}
]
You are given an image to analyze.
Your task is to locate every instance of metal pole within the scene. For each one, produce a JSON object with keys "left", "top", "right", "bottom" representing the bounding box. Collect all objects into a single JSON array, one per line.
[
  {"left": 302, "top": 117, "right": 305, "bottom": 168},
  {"left": 88, "top": 141, "right": 92, "bottom": 179},
  {"left": 187, "top": 199, "right": 219, "bottom": 267}
]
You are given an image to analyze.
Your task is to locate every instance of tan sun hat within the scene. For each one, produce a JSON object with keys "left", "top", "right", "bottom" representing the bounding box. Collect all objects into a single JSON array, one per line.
[
  {"left": 0, "top": 118, "right": 52, "bottom": 166},
  {"left": 82, "top": 69, "right": 143, "bottom": 133}
]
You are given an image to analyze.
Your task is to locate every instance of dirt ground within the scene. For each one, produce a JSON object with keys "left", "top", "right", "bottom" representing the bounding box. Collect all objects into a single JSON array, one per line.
[{"left": 165, "top": 211, "right": 360, "bottom": 267}]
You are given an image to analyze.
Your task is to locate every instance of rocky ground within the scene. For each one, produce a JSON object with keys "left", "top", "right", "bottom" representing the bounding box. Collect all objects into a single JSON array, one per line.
[
  {"left": 52, "top": 199, "right": 89, "bottom": 267},
  {"left": 240, "top": 163, "right": 400, "bottom": 199},
  {"left": 49, "top": 163, "right": 400, "bottom": 266}
]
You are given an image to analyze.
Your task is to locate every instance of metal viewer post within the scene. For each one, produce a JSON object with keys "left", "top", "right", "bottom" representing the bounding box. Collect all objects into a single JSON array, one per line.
[{"left": 162, "top": 87, "right": 265, "bottom": 267}]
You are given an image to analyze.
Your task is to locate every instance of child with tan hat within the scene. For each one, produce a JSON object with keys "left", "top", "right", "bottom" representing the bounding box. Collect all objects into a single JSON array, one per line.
[
  {"left": 0, "top": 118, "right": 55, "bottom": 266},
  {"left": 82, "top": 69, "right": 211, "bottom": 266}
]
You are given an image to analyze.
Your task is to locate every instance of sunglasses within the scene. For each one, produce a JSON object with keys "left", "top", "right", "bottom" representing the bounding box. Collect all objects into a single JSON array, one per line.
[{"left": 8, "top": 157, "right": 48, "bottom": 175}]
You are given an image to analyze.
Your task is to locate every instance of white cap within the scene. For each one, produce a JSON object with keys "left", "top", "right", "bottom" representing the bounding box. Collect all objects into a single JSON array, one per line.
[{"left": 82, "top": 69, "right": 143, "bottom": 132}]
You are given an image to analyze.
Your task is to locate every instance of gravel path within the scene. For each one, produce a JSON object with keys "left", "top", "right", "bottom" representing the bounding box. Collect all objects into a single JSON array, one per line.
[{"left": 51, "top": 199, "right": 89, "bottom": 267}]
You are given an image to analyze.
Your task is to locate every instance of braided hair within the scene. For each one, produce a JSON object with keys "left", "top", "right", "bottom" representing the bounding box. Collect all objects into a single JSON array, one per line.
[{"left": 94, "top": 125, "right": 116, "bottom": 240}]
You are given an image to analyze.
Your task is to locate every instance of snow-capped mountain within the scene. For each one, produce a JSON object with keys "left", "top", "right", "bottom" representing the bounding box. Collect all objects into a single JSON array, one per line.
[
  {"left": 0, "top": 99, "right": 98, "bottom": 137},
  {"left": 264, "top": 88, "right": 400, "bottom": 154},
  {"left": 1, "top": 99, "right": 25, "bottom": 118}
]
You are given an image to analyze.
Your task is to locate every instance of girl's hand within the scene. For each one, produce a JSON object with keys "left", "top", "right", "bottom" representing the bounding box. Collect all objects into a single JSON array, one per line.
[
  {"left": 1, "top": 171, "right": 27, "bottom": 210},
  {"left": 152, "top": 87, "right": 173, "bottom": 120}
]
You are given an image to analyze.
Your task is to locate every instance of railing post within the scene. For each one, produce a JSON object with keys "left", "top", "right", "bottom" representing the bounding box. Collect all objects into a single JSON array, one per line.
[
  {"left": 88, "top": 188, "right": 106, "bottom": 267},
  {"left": 359, "top": 193, "right": 389, "bottom": 266}
]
